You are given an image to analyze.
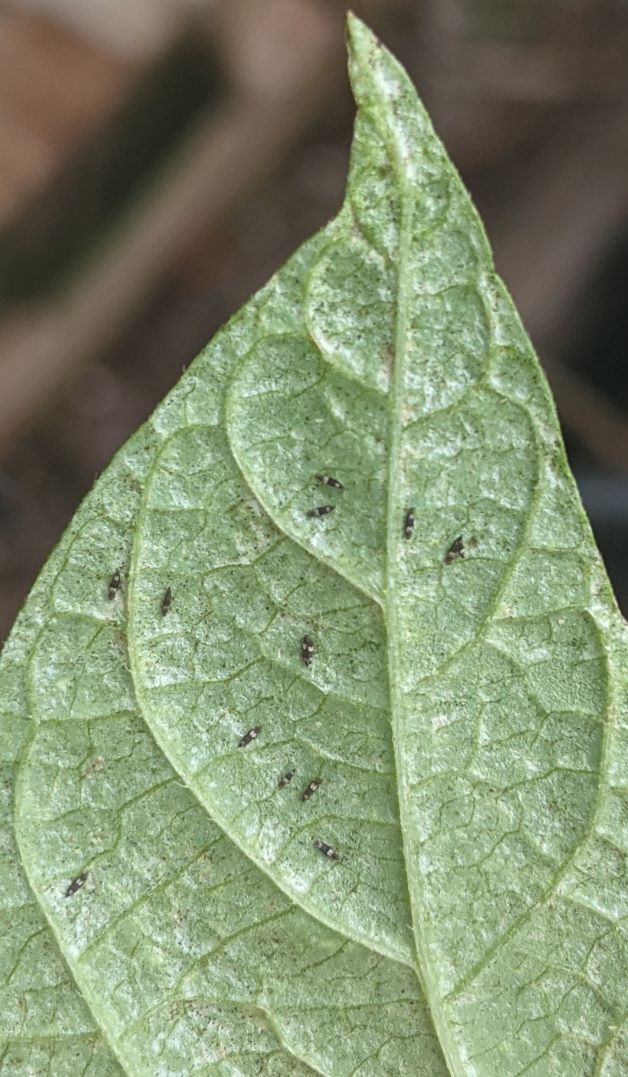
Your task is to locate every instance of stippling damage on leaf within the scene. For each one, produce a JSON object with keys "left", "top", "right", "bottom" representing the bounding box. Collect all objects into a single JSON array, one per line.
[{"left": 1, "top": 15, "right": 627, "bottom": 1077}]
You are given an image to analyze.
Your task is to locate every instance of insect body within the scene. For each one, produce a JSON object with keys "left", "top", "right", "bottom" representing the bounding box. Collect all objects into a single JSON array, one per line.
[
  {"left": 301, "top": 635, "right": 314, "bottom": 667},
  {"left": 238, "top": 726, "right": 261, "bottom": 748},
  {"left": 306, "top": 505, "right": 335, "bottom": 518},
  {"left": 302, "top": 778, "right": 322, "bottom": 801},
  {"left": 278, "top": 770, "right": 294, "bottom": 788},
  {"left": 445, "top": 536, "right": 465, "bottom": 564},
  {"left": 65, "top": 872, "right": 88, "bottom": 898},
  {"left": 403, "top": 508, "right": 415, "bottom": 540},
  {"left": 314, "top": 840, "right": 341, "bottom": 861},
  {"left": 315, "top": 474, "right": 344, "bottom": 490},
  {"left": 161, "top": 587, "right": 172, "bottom": 615},
  {"left": 107, "top": 571, "right": 121, "bottom": 600}
]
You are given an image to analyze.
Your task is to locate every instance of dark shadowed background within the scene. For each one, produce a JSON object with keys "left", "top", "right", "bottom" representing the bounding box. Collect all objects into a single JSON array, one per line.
[{"left": 1, "top": 0, "right": 627, "bottom": 640}]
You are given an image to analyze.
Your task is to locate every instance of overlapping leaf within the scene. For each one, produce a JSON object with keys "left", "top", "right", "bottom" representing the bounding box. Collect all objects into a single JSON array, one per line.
[{"left": 1, "top": 15, "right": 626, "bottom": 1077}]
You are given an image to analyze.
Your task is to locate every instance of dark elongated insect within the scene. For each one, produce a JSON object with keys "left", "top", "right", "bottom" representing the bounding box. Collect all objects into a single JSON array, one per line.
[
  {"left": 314, "top": 840, "right": 341, "bottom": 861},
  {"left": 107, "top": 570, "right": 121, "bottom": 600},
  {"left": 302, "top": 778, "right": 322, "bottom": 801},
  {"left": 65, "top": 872, "right": 88, "bottom": 898},
  {"left": 306, "top": 505, "right": 335, "bottom": 518},
  {"left": 161, "top": 586, "right": 172, "bottom": 615},
  {"left": 238, "top": 725, "right": 261, "bottom": 748},
  {"left": 445, "top": 536, "right": 465, "bottom": 564},
  {"left": 403, "top": 508, "right": 415, "bottom": 540},
  {"left": 315, "top": 474, "right": 344, "bottom": 490},
  {"left": 301, "top": 635, "right": 314, "bottom": 667},
  {"left": 278, "top": 770, "right": 294, "bottom": 788}
]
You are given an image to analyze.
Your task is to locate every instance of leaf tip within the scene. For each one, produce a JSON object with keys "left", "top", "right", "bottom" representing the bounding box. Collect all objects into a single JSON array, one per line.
[
  {"left": 345, "top": 14, "right": 412, "bottom": 122},
  {"left": 345, "top": 11, "right": 377, "bottom": 70}
]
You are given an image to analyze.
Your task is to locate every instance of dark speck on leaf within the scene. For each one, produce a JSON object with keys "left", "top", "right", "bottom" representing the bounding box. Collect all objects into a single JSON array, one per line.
[
  {"left": 107, "top": 570, "right": 121, "bottom": 600},
  {"left": 301, "top": 635, "right": 314, "bottom": 666},
  {"left": 238, "top": 726, "right": 261, "bottom": 748},
  {"left": 314, "top": 839, "right": 341, "bottom": 861},
  {"left": 306, "top": 505, "right": 335, "bottom": 518},
  {"left": 302, "top": 778, "right": 323, "bottom": 801},
  {"left": 315, "top": 474, "right": 344, "bottom": 490},
  {"left": 445, "top": 536, "right": 465, "bottom": 564},
  {"left": 65, "top": 872, "right": 88, "bottom": 898},
  {"left": 403, "top": 508, "right": 415, "bottom": 540}
]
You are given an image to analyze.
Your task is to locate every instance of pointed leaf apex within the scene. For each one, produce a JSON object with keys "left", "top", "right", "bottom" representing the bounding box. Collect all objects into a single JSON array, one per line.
[
  {"left": 346, "top": 12, "right": 379, "bottom": 74},
  {"left": 345, "top": 14, "right": 416, "bottom": 134},
  {"left": 346, "top": 11, "right": 370, "bottom": 49}
]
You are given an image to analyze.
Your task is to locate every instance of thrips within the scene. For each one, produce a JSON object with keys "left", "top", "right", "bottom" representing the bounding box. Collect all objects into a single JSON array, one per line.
[
  {"left": 107, "top": 570, "right": 121, "bottom": 600},
  {"left": 301, "top": 635, "right": 314, "bottom": 667},
  {"left": 403, "top": 508, "right": 415, "bottom": 540},
  {"left": 306, "top": 505, "right": 335, "bottom": 518},
  {"left": 65, "top": 873, "right": 88, "bottom": 898},
  {"left": 445, "top": 536, "right": 465, "bottom": 564},
  {"left": 302, "top": 778, "right": 323, "bottom": 801},
  {"left": 314, "top": 839, "right": 341, "bottom": 861},
  {"left": 315, "top": 474, "right": 343, "bottom": 490},
  {"left": 238, "top": 726, "right": 261, "bottom": 748}
]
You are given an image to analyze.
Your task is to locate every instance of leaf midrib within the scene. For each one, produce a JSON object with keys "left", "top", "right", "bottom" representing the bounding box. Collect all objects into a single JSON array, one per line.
[
  {"left": 370, "top": 73, "right": 466, "bottom": 1077},
  {"left": 367, "top": 41, "right": 621, "bottom": 1077}
]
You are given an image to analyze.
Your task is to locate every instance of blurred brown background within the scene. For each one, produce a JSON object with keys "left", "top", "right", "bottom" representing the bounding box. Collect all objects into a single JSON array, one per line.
[{"left": 1, "top": 0, "right": 627, "bottom": 639}]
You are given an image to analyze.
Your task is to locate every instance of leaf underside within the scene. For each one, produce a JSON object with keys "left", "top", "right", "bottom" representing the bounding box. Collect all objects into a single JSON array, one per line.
[{"left": 1, "top": 16, "right": 627, "bottom": 1077}]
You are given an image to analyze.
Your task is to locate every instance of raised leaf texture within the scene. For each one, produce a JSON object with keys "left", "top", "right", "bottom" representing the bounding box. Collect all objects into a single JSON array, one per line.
[
  {"left": 1, "top": 15, "right": 627, "bottom": 1077},
  {"left": 8, "top": 427, "right": 443, "bottom": 1075}
]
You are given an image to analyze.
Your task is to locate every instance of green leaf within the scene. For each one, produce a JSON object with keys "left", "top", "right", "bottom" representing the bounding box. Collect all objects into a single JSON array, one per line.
[
  {"left": 0, "top": 571, "right": 123, "bottom": 1075},
  {"left": 7, "top": 428, "right": 443, "bottom": 1075},
  {"left": 1, "top": 14, "right": 627, "bottom": 1076}
]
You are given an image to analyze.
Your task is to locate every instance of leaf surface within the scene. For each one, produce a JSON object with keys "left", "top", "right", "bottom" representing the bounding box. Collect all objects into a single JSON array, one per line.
[
  {"left": 8, "top": 425, "right": 442, "bottom": 1075},
  {"left": 0, "top": 540, "right": 124, "bottom": 1075},
  {"left": 1, "top": 15, "right": 627, "bottom": 1077}
]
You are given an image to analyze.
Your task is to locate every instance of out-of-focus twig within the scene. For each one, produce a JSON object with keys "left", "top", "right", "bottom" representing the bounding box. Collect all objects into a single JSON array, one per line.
[{"left": 0, "top": 0, "right": 345, "bottom": 461}]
